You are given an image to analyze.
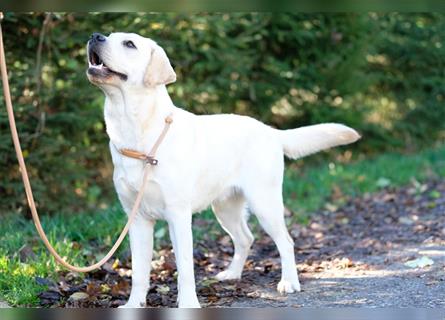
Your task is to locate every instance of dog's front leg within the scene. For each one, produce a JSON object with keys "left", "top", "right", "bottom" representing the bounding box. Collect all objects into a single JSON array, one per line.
[
  {"left": 120, "top": 216, "right": 154, "bottom": 308},
  {"left": 167, "top": 209, "right": 200, "bottom": 308}
]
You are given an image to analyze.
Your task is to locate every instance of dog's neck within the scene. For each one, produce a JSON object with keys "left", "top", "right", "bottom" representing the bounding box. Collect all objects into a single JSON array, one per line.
[{"left": 102, "top": 85, "right": 175, "bottom": 151}]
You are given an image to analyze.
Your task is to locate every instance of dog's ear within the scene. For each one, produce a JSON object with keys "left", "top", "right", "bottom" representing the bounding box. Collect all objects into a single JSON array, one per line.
[{"left": 144, "top": 45, "right": 176, "bottom": 87}]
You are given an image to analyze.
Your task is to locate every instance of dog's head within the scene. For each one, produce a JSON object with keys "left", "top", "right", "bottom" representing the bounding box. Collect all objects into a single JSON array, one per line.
[{"left": 86, "top": 32, "right": 176, "bottom": 89}]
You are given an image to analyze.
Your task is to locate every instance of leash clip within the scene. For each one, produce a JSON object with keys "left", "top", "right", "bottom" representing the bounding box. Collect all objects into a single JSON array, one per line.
[{"left": 146, "top": 156, "right": 158, "bottom": 166}]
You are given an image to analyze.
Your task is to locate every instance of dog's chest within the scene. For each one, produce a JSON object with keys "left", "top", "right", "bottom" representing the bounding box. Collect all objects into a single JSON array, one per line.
[{"left": 113, "top": 158, "right": 167, "bottom": 219}]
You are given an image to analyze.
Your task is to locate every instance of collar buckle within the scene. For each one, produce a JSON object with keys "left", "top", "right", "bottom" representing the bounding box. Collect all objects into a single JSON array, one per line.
[{"left": 146, "top": 156, "right": 158, "bottom": 166}]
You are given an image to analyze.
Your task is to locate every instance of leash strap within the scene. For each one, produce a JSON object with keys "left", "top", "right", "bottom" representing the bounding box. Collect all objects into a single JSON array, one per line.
[{"left": 0, "top": 15, "right": 172, "bottom": 273}]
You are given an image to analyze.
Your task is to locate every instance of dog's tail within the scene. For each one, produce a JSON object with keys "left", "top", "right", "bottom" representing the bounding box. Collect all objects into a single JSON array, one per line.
[{"left": 278, "top": 123, "right": 361, "bottom": 159}]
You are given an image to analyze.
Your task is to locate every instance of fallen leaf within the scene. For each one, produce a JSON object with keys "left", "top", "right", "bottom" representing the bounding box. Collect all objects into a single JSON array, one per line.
[
  {"left": 65, "top": 272, "right": 81, "bottom": 281},
  {"left": 398, "top": 216, "right": 414, "bottom": 225},
  {"left": 58, "top": 280, "right": 70, "bottom": 293},
  {"left": 429, "top": 190, "right": 441, "bottom": 199},
  {"left": 404, "top": 256, "right": 434, "bottom": 269},
  {"left": 86, "top": 283, "right": 101, "bottom": 297},
  {"left": 156, "top": 285, "right": 170, "bottom": 295},
  {"left": 19, "top": 245, "right": 36, "bottom": 262},
  {"left": 101, "top": 262, "right": 116, "bottom": 274},
  {"left": 117, "top": 268, "right": 132, "bottom": 277},
  {"left": 68, "top": 292, "right": 89, "bottom": 302},
  {"left": 161, "top": 255, "right": 177, "bottom": 272},
  {"left": 200, "top": 278, "right": 219, "bottom": 287},
  {"left": 39, "top": 290, "right": 61, "bottom": 302},
  {"left": 100, "top": 284, "right": 111, "bottom": 294},
  {"left": 112, "top": 259, "right": 120, "bottom": 269},
  {"left": 111, "top": 280, "right": 130, "bottom": 296},
  {"left": 382, "top": 193, "right": 396, "bottom": 202},
  {"left": 325, "top": 203, "right": 338, "bottom": 212},
  {"left": 376, "top": 177, "right": 391, "bottom": 188}
]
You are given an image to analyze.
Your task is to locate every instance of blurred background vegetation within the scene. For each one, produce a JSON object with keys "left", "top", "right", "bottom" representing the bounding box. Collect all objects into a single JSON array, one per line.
[{"left": 1, "top": 12, "right": 445, "bottom": 216}]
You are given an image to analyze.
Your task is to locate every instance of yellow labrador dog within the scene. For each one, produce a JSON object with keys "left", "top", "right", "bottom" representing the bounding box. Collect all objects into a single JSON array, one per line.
[{"left": 86, "top": 32, "right": 360, "bottom": 308}]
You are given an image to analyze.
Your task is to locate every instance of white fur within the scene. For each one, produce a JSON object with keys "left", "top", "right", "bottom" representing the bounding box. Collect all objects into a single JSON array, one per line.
[{"left": 86, "top": 32, "right": 360, "bottom": 308}]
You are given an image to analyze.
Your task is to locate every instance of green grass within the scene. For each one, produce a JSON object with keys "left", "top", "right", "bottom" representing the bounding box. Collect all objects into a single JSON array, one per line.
[
  {"left": 1, "top": 144, "right": 444, "bottom": 306},
  {"left": 283, "top": 144, "right": 445, "bottom": 224},
  {"left": 0, "top": 205, "right": 127, "bottom": 306}
]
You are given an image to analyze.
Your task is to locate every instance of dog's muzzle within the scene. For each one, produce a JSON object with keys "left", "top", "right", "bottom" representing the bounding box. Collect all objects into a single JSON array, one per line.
[{"left": 87, "top": 33, "right": 128, "bottom": 81}]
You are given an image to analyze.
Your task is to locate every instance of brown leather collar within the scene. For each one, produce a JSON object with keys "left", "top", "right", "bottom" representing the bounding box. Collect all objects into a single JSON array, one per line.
[
  {"left": 119, "top": 149, "right": 159, "bottom": 165},
  {"left": 118, "top": 114, "right": 173, "bottom": 166}
]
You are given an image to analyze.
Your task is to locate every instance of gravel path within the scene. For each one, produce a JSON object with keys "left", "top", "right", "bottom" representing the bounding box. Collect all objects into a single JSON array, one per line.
[{"left": 227, "top": 242, "right": 445, "bottom": 307}]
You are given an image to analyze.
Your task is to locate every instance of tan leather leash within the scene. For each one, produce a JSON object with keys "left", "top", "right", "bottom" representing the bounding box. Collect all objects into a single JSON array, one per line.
[{"left": 0, "top": 13, "right": 173, "bottom": 272}]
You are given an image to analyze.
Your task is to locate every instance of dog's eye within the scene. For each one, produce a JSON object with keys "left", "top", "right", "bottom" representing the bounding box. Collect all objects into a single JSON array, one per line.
[{"left": 123, "top": 40, "right": 137, "bottom": 49}]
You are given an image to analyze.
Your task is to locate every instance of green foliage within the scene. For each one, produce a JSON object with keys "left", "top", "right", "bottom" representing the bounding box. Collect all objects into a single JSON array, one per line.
[
  {"left": 0, "top": 13, "right": 444, "bottom": 215},
  {"left": 367, "top": 13, "right": 445, "bottom": 147}
]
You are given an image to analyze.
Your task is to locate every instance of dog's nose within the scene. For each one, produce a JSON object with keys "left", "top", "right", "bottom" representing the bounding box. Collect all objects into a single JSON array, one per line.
[{"left": 91, "top": 33, "right": 106, "bottom": 43}]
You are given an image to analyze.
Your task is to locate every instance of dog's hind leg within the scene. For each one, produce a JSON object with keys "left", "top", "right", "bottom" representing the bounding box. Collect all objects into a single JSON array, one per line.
[
  {"left": 212, "top": 194, "right": 254, "bottom": 281},
  {"left": 246, "top": 187, "right": 301, "bottom": 294}
]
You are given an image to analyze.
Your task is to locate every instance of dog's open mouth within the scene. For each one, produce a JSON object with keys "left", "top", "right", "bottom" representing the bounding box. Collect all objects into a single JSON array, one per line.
[{"left": 88, "top": 48, "right": 128, "bottom": 81}]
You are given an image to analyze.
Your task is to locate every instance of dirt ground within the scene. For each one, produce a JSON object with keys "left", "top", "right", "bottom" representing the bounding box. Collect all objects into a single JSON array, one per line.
[{"left": 37, "top": 180, "right": 445, "bottom": 308}]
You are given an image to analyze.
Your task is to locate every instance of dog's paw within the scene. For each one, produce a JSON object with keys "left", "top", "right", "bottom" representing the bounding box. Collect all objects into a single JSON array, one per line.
[
  {"left": 277, "top": 279, "right": 301, "bottom": 294},
  {"left": 215, "top": 269, "right": 241, "bottom": 281},
  {"left": 117, "top": 301, "right": 146, "bottom": 308}
]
